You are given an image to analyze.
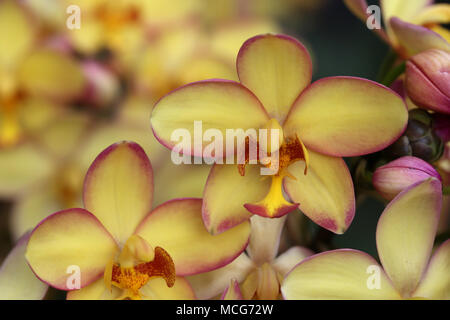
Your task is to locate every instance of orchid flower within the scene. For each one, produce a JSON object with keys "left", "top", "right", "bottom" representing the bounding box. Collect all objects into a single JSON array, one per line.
[
  {"left": 0, "top": 0, "right": 85, "bottom": 149},
  {"left": 25, "top": 141, "right": 249, "bottom": 300},
  {"left": 344, "top": 0, "right": 450, "bottom": 58},
  {"left": 282, "top": 178, "right": 449, "bottom": 300},
  {"left": 0, "top": 232, "right": 48, "bottom": 300},
  {"left": 151, "top": 33, "right": 408, "bottom": 235},
  {"left": 188, "top": 215, "right": 312, "bottom": 300}
]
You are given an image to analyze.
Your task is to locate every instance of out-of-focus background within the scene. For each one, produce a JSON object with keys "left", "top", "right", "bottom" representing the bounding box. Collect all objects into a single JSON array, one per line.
[{"left": 0, "top": 0, "right": 447, "bottom": 275}]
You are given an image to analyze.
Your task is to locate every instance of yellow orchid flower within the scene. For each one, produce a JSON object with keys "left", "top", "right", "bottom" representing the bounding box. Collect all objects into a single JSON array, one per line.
[
  {"left": 25, "top": 141, "right": 250, "bottom": 300},
  {"left": 0, "top": 232, "right": 48, "bottom": 300},
  {"left": 0, "top": 1, "right": 85, "bottom": 147},
  {"left": 151, "top": 34, "right": 408, "bottom": 235},
  {"left": 282, "top": 178, "right": 449, "bottom": 300},
  {"left": 189, "top": 215, "right": 312, "bottom": 300},
  {"left": 344, "top": 0, "right": 450, "bottom": 58}
]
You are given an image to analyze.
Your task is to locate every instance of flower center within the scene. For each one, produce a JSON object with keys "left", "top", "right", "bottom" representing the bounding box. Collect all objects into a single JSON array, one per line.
[{"left": 104, "top": 235, "right": 175, "bottom": 300}]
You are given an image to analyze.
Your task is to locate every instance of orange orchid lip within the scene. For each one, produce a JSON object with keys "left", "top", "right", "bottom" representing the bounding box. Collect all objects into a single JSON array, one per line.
[{"left": 110, "top": 246, "right": 175, "bottom": 300}]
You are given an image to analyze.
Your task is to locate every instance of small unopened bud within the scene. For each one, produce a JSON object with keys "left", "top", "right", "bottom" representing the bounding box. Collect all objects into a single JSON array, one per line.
[
  {"left": 373, "top": 156, "right": 441, "bottom": 200},
  {"left": 405, "top": 49, "right": 450, "bottom": 115}
]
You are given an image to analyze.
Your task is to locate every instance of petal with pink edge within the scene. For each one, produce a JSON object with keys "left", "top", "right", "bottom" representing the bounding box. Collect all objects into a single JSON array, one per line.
[
  {"left": 284, "top": 151, "right": 355, "bottom": 234},
  {"left": 0, "top": 232, "right": 48, "bottom": 300},
  {"left": 25, "top": 208, "right": 118, "bottom": 290},
  {"left": 151, "top": 80, "right": 269, "bottom": 158},
  {"left": 135, "top": 199, "right": 251, "bottom": 276},
  {"left": 236, "top": 34, "right": 312, "bottom": 122},
  {"left": 19, "top": 49, "right": 86, "bottom": 101},
  {"left": 281, "top": 249, "right": 401, "bottom": 300},
  {"left": 202, "top": 164, "right": 270, "bottom": 234},
  {"left": 83, "top": 142, "right": 153, "bottom": 244},
  {"left": 0, "top": 1, "right": 34, "bottom": 68},
  {"left": 283, "top": 77, "right": 408, "bottom": 157},
  {"left": 413, "top": 240, "right": 450, "bottom": 300},
  {"left": 376, "top": 178, "right": 442, "bottom": 298},
  {"left": 390, "top": 18, "right": 450, "bottom": 57}
]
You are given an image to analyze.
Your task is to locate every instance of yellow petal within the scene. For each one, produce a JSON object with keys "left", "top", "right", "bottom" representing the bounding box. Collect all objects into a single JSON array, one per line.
[
  {"left": 237, "top": 34, "right": 312, "bottom": 122},
  {"left": 283, "top": 77, "right": 408, "bottom": 157},
  {"left": 413, "top": 4, "right": 450, "bottom": 25},
  {"left": 140, "top": 277, "right": 196, "bottom": 300},
  {"left": 19, "top": 49, "right": 85, "bottom": 101},
  {"left": 135, "top": 199, "right": 250, "bottom": 276},
  {"left": 376, "top": 178, "right": 442, "bottom": 298},
  {"left": 187, "top": 253, "right": 254, "bottom": 300},
  {"left": 0, "top": 232, "right": 48, "bottom": 300},
  {"left": 83, "top": 142, "right": 153, "bottom": 244},
  {"left": 413, "top": 240, "right": 450, "bottom": 300},
  {"left": 284, "top": 151, "right": 355, "bottom": 234},
  {"left": 151, "top": 80, "right": 269, "bottom": 158},
  {"left": 203, "top": 164, "right": 270, "bottom": 234},
  {"left": 67, "top": 278, "right": 122, "bottom": 300},
  {"left": 26, "top": 208, "right": 118, "bottom": 290},
  {"left": 34, "top": 112, "right": 90, "bottom": 159},
  {"left": 0, "top": 143, "right": 54, "bottom": 198},
  {"left": 0, "top": 0, "right": 34, "bottom": 68},
  {"left": 381, "top": 0, "right": 430, "bottom": 22},
  {"left": 11, "top": 185, "right": 64, "bottom": 241},
  {"left": 281, "top": 250, "right": 401, "bottom": 300}
]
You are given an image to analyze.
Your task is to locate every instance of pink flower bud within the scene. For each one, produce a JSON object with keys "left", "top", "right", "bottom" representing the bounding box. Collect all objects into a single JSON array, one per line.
[
  {"left": 405, "top": 49, "right": 450, "bottom": 115},
  {"left": 373, "top": 156, "right": 441, "bottom": 200}
]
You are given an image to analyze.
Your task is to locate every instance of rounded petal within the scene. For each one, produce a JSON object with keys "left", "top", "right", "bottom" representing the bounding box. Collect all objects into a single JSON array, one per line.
[
  {"left": 284, "top": 151, "right": 355, "bottom": 234},
  {"left": 0, "top": 143, "right": 54, "bottom": 198},
  {"left": 390, "top": 17, "right": 450, "bottom": 57},
  {"left": 247, "top": 215, "right": 286, "bottom": 265},
  {"left": 281, "top": 249, "right": 400, "bottom": 300},
  {"left": 18, "top": 49, "right": 86, "bottom": 101},
  {"left": 66, "top": 278, "right": 121, "bottom": 300},
  {"left": 271, "top": 246, "right": 313, "bottom": 276},
  {"left": 284, "top": 77, "right": 408, "bottom": 157},
  {"left": 135, "top": 199, "right": 251, "bottom": 276},
  {"left": 376, "top": 178, "right": 442, "bottom": 298},
  {"left": 83, "top": 142, "right": 153, "bottom": 244},
  {"left": 141, "top": 277, "right": 196, "bottom": 300},
  {"left": 237, "top": 34, "right": 312, "bottom": 122},
  {"left": 187, "top": 253, "right": 254, "bottom": 300},
  {"left": 0, "top": 0, "right": 34, "bottom": 68},
  {"left": 151, "top": 80, "right": 269, "bottom": 157},
  {"left": 413, "top": 240, "right": 450, "bottom": 300},
  {"left": 202, "top": 164, "right": 270, "bottom": 234},
  {"left": 26, "top": 208, "right": 118, "bottom": 290},
  {"left": 0, "top": 232, "right": 48, "bottom": 300}
]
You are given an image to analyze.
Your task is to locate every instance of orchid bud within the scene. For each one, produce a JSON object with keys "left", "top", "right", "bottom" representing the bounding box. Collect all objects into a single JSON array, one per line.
[
  {"left": 405, "top": 49, "right": 450, "bottom": 115},
  {"left": 373, "top": 156, "right": 441, "bottom": 200},
  {"left": 384, "top": 109, "right": 444, "bottom": 162}
]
